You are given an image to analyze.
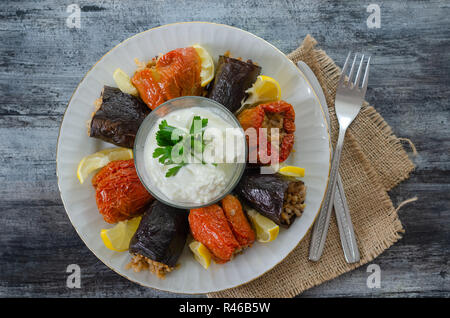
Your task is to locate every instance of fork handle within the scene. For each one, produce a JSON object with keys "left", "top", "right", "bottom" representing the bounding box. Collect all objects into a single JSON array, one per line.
[
  {"left": 309, "top": 126, "right": 346, "bottom": 261},
  {"left": 334, "top": 173, "right": 360, "bottom": 263}
]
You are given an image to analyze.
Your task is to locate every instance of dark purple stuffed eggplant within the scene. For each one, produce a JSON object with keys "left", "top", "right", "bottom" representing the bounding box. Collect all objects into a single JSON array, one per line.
[
  {"left": 235, "top": 171, "right": 306, "bottom": 227},
  {"left": 89, "top": 86, "right": 150, "bottom": 148},
  {"left": 207, "top": 56, "right": 261, "bottom": 113},
  {"left": 129, "top": 201, "right": 188, "bottom": 271}
]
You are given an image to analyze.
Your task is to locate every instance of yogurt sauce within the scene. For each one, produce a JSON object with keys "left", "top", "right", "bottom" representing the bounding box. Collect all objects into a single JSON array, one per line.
[{"left": 143, "top": 106, "right": 244, "bottom": 204}]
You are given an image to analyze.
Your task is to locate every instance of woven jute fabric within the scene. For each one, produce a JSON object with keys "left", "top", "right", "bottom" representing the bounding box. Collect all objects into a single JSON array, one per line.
[{"left": 208, "top": 35, "right": 415, "bottom": 298}]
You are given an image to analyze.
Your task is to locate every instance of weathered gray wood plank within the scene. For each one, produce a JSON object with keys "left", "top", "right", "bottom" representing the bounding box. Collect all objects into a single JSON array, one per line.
[{"left": 0, "top": 0, "right": 448, "bottom": 297}]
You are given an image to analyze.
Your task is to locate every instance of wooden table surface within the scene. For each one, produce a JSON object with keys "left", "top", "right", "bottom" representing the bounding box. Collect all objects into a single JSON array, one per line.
[{"left": 1, "top": 0, "right": 448, "bottom": 298}]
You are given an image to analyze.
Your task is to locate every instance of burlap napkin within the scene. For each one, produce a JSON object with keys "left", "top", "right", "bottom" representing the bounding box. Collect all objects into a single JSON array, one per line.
[{"left": 208, "top": 35, "right": 415, "bottom": 298}]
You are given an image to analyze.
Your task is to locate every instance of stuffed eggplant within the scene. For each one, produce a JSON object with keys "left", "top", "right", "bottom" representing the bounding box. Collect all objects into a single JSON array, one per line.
[
  {"left": 238, "top": 100, "right": 295, "bottom": 164},
  {"left": 128, "top": 201, "right": 189, "bottom": 278},
  {"left": 207, "top": 55, "right": 261, "bottom": 113},
  {"left": 235, "top": 171, "right": 306, "bottom": 227},
  {"left": 89, "top": 86, "right": 150, "bottom": 148}
]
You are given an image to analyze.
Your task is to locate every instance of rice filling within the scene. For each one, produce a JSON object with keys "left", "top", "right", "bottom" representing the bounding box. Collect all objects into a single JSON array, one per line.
[
  {"left": 281, "top": 180, "right": 306, "bottom": 225},
  {"left": 126, "top": 254, "right": 174, "bottom": 279}
]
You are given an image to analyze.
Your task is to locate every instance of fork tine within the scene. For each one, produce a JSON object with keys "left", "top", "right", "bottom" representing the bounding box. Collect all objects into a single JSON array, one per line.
[
  {"left": 361, "top": 56, "right": 371, "bottom": 95},
  {"left": 338, "top": 52, "right": 351, "bottom": 85},
  {"left": 347, "top": 53, "right": 358, "bottom": 83},
  {"left": 353, "top": 54, "right": 365, "bottom": 88}
]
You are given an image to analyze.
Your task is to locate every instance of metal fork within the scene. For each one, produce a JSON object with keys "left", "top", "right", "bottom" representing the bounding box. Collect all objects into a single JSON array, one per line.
[
  {"left": 298, "top": 61, "right": 360, "bottom": 264},
  {"left": 309, "top": 52, "right": 370, "bottom": 262}
]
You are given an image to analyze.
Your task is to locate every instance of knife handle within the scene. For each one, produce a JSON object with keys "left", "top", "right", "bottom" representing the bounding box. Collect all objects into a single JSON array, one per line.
[
  {"left": 308, "top": 129, "right": 344, "bottom": 262},
  {"left": 309, "top": 171, "right": 360, "bottom": 263},
  {"left": 308, "top": 190, "right": 333, "bottom": 261}
]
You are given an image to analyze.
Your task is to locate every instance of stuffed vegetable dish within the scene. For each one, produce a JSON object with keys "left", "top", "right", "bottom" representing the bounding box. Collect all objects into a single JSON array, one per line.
[{"left": 75, "top": 44, "right": 308, "bottom": 278}]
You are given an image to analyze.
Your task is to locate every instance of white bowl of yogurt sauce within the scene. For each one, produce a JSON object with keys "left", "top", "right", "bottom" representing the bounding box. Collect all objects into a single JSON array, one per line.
[{"left": 134, "top": 96, "right": 247, "bottom": 209}]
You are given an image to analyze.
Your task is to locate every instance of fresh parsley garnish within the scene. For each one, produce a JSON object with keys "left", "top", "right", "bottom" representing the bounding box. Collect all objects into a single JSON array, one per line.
[
  {"left": 155, "top": 120, "right": 183, "bottom": 147},
  {"left": 152, "top": 116, "right": 214, "bottom": 177},
  {"left": 165, "top": 164, "right": 186, "bottom": 177}
]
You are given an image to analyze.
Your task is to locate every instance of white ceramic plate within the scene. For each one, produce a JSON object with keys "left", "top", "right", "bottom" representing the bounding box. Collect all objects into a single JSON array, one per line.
[{"left": 56, "top": 22, "right": 331, "bottom": 294}]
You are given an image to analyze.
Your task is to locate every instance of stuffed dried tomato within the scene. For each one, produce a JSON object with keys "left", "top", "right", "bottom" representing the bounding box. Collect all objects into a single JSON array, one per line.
[
  {"left": 238, "top": 100, "right": 295, "bottom": 164},
  {"left": 132, "top": 47, "right": 203, "bottom": 110},
  {"left": 189, "top": 204, "right": 240, "bottom": 263},
  {"left": 221, "top": 194, "right": 255, "bottom": 248},
  {"left": 92, "top": 159, "right": 154, "bottom": 224}
]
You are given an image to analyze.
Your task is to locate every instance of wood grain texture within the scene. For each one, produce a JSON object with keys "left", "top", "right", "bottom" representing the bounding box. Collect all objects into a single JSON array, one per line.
[{"left": 0, "top": 0, "right": 448, "bottom": 298}]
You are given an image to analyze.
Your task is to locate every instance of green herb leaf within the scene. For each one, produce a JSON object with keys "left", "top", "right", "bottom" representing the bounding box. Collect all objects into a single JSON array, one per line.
[
  {"left": 156, "top": 120, "right": 183, "bottom": 147},
  {"left": 189, "top": 116, "right": 208, "bottom": 135},
  {"left": 165, "top": 164, "right": 184, "bottom": 177},
  {"left": 153, "top": 115, "right": 214, "bottom": 177},
  {"left": 152, "top": 146, "right": 172, "bottom": 164}
]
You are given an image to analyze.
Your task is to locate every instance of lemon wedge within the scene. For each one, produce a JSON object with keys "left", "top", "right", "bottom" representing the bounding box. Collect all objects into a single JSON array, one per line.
[
  {"left": 189, "top": 240, "right": 212, "bottom": 269},
  {"left": 77, "top": 147, "right": 133, "bottom": 184},
  {"left": 246, "top": 208, "right": 279, "bottom": 243},
  {"left": 279, "top": 166, "right": 305, "bottom": 178},
  {"left": 193, "top": 44, "right": 214, "bottom": 87},
  {"left": 100, "top": 216, "right": 142, "bottom": 252},
  {"left": 243, "top": 75, "right": 281, "bottom": 106},
  {"left": 113, "top": 68, "right": 138, "bottom": 96}
]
